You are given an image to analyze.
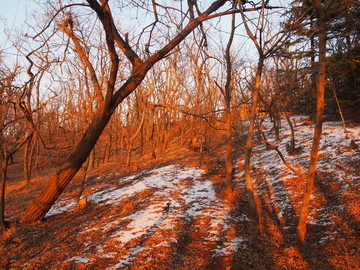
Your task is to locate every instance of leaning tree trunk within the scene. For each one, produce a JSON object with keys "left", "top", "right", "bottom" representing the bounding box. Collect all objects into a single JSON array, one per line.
[
  {"left": 20, "top": 111, "right": 113, "bottom": 222},
  {"left": 297, "top": 0, "right": 326, "bottom": 246},
  {"left": 21, "top": 68, "right": 148, "bottom": 223}
]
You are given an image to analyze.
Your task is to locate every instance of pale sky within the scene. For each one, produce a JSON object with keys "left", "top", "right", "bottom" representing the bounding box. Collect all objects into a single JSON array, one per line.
[
  {"left": 0, "top": 0, "right": 289, "bottom": 67},
  {"left": 0, "top": 0, "right": 30, "bottom": 51},
  {"left": 0, "top": 0, "right": 28, "bottom": 25}
]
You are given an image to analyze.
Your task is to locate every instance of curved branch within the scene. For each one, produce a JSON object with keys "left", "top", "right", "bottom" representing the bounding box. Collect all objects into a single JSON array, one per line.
[{"left": 58, "top": 18, "right": 104, "bottom": 105}]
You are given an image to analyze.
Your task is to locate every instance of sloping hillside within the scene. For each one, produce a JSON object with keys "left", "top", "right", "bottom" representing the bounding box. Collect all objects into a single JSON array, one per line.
[{"left": 1, "top": 117, "right": 359, "bottom": 269}]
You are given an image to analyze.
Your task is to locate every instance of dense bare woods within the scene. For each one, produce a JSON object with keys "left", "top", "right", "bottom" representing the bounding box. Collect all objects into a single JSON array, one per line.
[
  {"left": 0, "top": 0, "right": 359, "bottom": 263},
  {"left": 19, "top": 0, "right": 231, "bottom": 223}
]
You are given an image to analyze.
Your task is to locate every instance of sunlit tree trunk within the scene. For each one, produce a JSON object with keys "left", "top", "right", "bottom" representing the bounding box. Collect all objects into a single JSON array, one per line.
[
  {"left": 88, "top": 149, "right": 95, "bottom": 171},
  {"left": 21, "top": 70, "right": 146, "bottom": 222},
  {"left": 243, "top": 58, "right": 264, "bottom": 222},
  {"left": 238, "top": 0, "right": 302, "bottom": 222},
  {"left": 0, "top": 153, "right": 9, "bottom": 231},
  {"left": 23, "top": 137, "right": 33, "bottom": 183},
  {"left": 297, "top": 0, "right": 327, "bottom": 246},
  {"left": 149, "top": 107, "right": 157, "bottom": 159}
]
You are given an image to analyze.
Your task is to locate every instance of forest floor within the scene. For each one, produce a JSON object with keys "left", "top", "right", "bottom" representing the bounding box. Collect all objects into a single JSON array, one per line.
[{"left": 1, "top": 116, "right": 359, "bottom": 269}]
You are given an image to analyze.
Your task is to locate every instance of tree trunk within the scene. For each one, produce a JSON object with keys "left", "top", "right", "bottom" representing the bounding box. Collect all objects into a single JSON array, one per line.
[
  {"left": 21, "top": 63, "right": 148, "bottom": 223},
  {"left": 77, "top": 159, "right": 89, "bottom": 204},
  {"left": 23, "top": 137, "right": 32, "bottom": 183},
  {"left": 140, "top": 123, "right": 144, "bottom": 156},
  {"left": 118, "top": 128, "right": 125, "bottom": 162},
  {"left": 21, "top": 111, "right": 113, "bottom": 222},
  {"left": 88, "top": 149, "right": 95, "bottom": 171},
  {"left": 274, "top": 105, "right": 281, "bottom": 141},
  {"left": 0, "top": 155, "right": 9, "bottom": 231},
  {"left": 126, "top": 107, "right": 146, "bottom": 167},
  {"left": 104, "top": 132, "right": 112, "bottom": 163},
  {"left": 284, "top": 110, "right": 296, "bottom": 153},
  {"left": 225, "top": 113, "right": 233, "bottom": 184},
  {"left": 224, "top": 13, "right": 235, "bottom": 186},
  {"left": 243, "top": 58, "right": 264, "bottom": 222},
  {"left": 149, "top": 108, "right": 157, "bottom": 159},
  {"left": 297, "top": 0, "right": 326, "bottom": 246},
  {"left": 258, "top": 127, "right": 302, "bottom": 176},
  {"left": 332, "top": 86, "right": 347, "bottom": 136},
  {"left": 24, "top": 134, "right": 36, "bottom": 183}
]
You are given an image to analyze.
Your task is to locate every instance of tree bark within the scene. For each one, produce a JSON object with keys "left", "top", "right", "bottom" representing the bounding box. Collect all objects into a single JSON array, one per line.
[
  {"left": 0, "top": 155, "right": 9, "bottom": 231},
  {"left": 24, "top": 134, "right": 36, "bottom": 183},
  {"left": 224, "top": 13, "right": 236, "bottom": 186},
  {"left": 243, "top": 58, "right": 264, "bottom": 222},
  {"left": 88, "top": 149, "right": 95, "bottom": 171},
  {"left": 126, "top": 106, "right": 146, "bottom": 167},
  {"left": 23, "top": 137, "right": 32, "bottom": 183},
  {"left": 77, "top": 159, "right": 89, "bottom": 204},
  {"left": 284, "top": 109, "right": 296, "bottom": 153},
  {"left": 297, "top": 0, "right": 327, "bottom": 246}
]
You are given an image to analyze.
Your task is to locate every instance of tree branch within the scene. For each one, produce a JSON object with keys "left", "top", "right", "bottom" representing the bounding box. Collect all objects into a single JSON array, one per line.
[{"left": 86, "top": 0, "right": 143, "bottom": 68}]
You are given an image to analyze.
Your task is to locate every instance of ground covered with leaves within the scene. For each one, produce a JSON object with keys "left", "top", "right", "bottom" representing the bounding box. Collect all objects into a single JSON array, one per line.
[{"left": 1, "top": 116, "right": 359, "bottom": 269}]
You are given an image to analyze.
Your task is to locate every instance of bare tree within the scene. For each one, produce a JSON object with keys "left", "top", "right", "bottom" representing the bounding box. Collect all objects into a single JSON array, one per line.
[
  {"left": 0, "top": 64, "right": 34, "bottom": 231},
  {"left": 238, "top": 0, "right": 308, "bottom": 222},
  {"left": 126, "top": 99, "right": 146, "bottom": 167},
  {"left": 297, "top": 0, "right": 328, "bottom": 247},
  {"left": 214, "top": 12, "right": 237, "bottom": 187},
  {"left": 239, "top": 1, "right": 281, "bottom": 222},
  {"left": 20, "top": 0, "right": 233, "bottom": 223}
]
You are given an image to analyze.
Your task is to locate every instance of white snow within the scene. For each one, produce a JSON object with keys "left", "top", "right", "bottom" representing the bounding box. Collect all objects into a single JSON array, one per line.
[
  {"left": 45, "top": 200, "right": 77, "bottom": 218},
  {"left": 58, "top": 164, "right": 239, "bottom": 267},
  {"left": 213, "top": 236, "right": 247, "bottom": 257},
  {"left": 66, "top": 255, "right": 90, "bottom": 264}
]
